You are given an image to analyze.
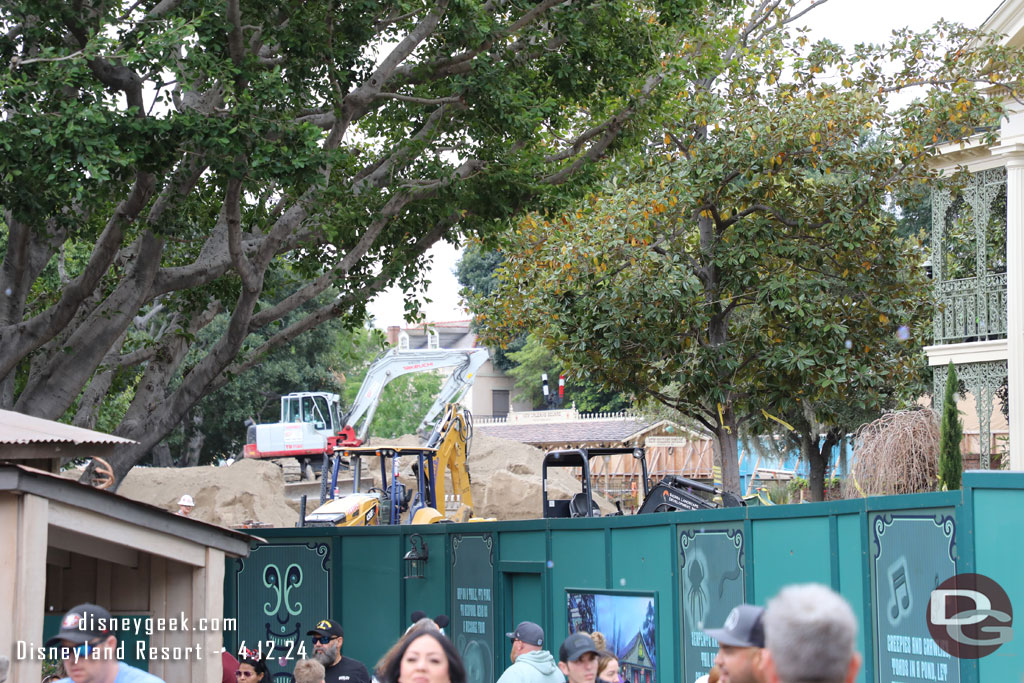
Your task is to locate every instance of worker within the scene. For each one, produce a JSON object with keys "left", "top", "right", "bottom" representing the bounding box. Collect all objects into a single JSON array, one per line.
[{"left": 176, "top": 494, "right": 195, "bottom": 516}]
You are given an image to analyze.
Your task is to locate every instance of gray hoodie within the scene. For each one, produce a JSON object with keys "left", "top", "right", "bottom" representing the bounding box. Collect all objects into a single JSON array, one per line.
[{"left": 495, "top": 650, "right": 565, "bottom": 683}]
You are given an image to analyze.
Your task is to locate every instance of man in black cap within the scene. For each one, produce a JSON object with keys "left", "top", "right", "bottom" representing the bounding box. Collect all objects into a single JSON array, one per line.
[
  {"left": 557, "top": 632, "right": 600, "bottom": 683},
  {"left": 496, "top": 621, "right": 563, "bottom": 683},
  {"left": 45, "top": 603, "right": 164, "bottom": 682},
  {"left": 703, "top": 604, "right": 766, "bottom": 683},
  {"left": 307, "top": 618, "right": 370, "bottom": 683}
]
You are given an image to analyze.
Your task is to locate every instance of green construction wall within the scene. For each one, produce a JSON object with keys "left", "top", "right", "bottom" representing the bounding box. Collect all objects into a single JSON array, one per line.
[{"left": 225, "top": 474, "right": 1023, "bottom": 683}]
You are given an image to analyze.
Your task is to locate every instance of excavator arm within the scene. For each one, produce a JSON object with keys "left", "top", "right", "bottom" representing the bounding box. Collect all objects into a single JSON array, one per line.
[
  {"left": 423, "top": 404, "right": 474, "bottom": 518},
  {"left": 333, "top": 347, "right": 489, "bottom": 447}
]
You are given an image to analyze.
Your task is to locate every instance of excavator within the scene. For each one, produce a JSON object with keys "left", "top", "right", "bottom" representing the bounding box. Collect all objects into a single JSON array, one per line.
[
  {"left": 242, "top": 344, "right": 489, "bottom": 477},
  {"left": 302, "top": 402, "right": 483, "bottom": 527}
]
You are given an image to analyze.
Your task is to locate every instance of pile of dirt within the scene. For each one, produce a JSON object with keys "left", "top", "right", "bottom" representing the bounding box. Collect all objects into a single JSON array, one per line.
[
  {"left": 114, "top": 458, "right": 301, "bottom": 528},
  {"left": 365, "top": 432, "right": 615, "bottom": 520},
  {"left": 61, "top": 434, "right": 606, "bottom": 527}
]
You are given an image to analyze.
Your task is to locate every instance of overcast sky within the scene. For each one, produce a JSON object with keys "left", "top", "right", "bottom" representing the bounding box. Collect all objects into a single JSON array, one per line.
[{"left": 366, "top": 0, "right": 1001, "bottom": 329}]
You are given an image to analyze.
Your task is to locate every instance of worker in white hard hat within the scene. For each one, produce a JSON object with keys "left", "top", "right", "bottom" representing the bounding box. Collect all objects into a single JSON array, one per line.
[{"left": 176, "top": 494, "right": 195, "bottom": 516}]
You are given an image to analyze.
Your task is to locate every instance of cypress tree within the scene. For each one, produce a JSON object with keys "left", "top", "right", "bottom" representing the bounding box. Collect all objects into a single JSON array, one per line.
[{"left": 939, "top": 362, "right": 963, "bottom": 490}]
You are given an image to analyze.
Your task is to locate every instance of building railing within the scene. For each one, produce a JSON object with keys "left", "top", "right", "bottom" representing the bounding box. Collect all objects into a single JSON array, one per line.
[
  {"left": 475, "top": 410, "right": 640, "bottom": 425},
  {"left": 933, "top": 272, "right": 1007, "bottom": 344}
]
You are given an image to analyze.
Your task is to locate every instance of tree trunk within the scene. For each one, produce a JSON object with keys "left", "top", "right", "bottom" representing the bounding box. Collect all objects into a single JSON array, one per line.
[
  {"left": 184, "top": 409, "right": 204, "bottom": 467},
  {"left": 802, "top": 429, "right": 841, "bottom": 502},
  {"left": 714, "top": 404, "right": 742, "bottom": 495},
  {"left": 150, "top": 442, "right": 173, "bottom": 467},
  {"left": 801, "top": 430, "right": 826, "bottom": 502}
]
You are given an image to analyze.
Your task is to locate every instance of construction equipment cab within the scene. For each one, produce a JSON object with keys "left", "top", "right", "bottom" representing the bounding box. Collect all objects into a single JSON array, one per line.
[
  {"left": 541, "top": 446, "right": 744, "bottom": 518},
  {"left": 243, "top": 346, "right": 489, "bottom": 466}
]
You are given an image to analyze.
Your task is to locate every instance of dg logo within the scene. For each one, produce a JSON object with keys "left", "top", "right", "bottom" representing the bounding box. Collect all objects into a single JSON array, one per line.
[{"left": 926, "top": 573, "right": 1013, "bottom": 659}]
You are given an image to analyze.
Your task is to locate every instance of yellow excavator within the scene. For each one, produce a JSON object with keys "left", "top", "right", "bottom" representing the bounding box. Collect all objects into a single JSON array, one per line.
[{"left": 300, "top": 404, "right": 491, "bottom": 527}]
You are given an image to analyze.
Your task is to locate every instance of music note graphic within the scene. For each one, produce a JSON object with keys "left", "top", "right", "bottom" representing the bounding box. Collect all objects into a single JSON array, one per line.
[{"left": 886, "top": 557, "right": 913, "bottom": 626}]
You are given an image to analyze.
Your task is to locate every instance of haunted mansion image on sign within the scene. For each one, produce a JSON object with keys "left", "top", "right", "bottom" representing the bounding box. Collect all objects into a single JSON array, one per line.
[
  {"left": 679, "top": 525, "right": 745, "bottom": 683},
  {"left": 566, "top": 590, "right": 658, "bottom": 683},
  {"left": 870, "top": 513, "right": 958, "bottom": 683}
]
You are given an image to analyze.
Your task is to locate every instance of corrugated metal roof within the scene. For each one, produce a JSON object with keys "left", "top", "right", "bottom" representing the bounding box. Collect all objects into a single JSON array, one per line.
[
  {"left": 476, "top": 417, "right": 655, "bottom": 445},
  {"left": 0, "top": 409, "right": 136, "bottom": 445}
]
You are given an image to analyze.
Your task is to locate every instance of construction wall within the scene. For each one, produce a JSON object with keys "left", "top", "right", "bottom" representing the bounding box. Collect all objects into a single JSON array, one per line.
[{"left": 224, "top": 472, "right": 1024, "bottom": 683}]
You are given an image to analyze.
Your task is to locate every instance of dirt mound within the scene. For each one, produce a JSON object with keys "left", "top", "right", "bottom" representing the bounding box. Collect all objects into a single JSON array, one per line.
[
  {"left": 366, "top": 432, "right": 615, "bottom": 520},
  {"left": 60, "top": 434, "right": 605, "bottom": 528},
  {"left": 115, "top": 458, "right": 300, "bottom": 528}
]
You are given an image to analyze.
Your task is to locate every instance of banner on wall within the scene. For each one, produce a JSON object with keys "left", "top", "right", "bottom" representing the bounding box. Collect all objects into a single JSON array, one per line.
[
  {"left": 679, "top": 525, "right": 745, "bottom": 683},
  {"left": 566, "top": 590, "right": 658, "bottom": 683},
  {"left": 871, "top": 513, "right": 959, "bottom": 683},
  {"left": 451, "top": 533, "right": 495, "bottom": 683},
  {"left": 233, "top": 541, "right": 331, "bottom": 683}
]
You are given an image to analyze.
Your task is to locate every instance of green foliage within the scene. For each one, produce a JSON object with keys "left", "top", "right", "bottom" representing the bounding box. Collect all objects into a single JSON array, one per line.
[
  {"left": 939, "top": 362, "right": 963, "bottom": 491},
  {"left": 344, "top": 371, "right": 443, "bottom": 440},
  {"left": 506, "top": 334, "right": 630, "bottom": 412},
  {"left": 473, "top": 1, "right": 1023, "bottom": 492},
  {"left": 2, "top": 0, "right": 733, "bottom": 482}
]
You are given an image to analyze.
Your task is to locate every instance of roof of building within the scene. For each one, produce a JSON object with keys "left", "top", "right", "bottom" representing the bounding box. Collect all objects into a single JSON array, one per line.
[
  {"left": 0, "top": 463, "right": 255, "bottom": 556},
  {"left": 0, "top": 409, "right": 136, "bottom": 445},
  {"left": 476, "top": 416, "right": 657, "bottom": 447},
  {"left": 402, "top": 321, "right": 477, "bottom": 350}
]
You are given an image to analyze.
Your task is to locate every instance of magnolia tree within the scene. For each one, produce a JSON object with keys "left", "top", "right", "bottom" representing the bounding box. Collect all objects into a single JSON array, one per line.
[
  {"left": 474, "top": 0, "right": 1024, "bottom": 496},
  {"left": 0, "top": 0, "right": 723, "bottom": 485}
]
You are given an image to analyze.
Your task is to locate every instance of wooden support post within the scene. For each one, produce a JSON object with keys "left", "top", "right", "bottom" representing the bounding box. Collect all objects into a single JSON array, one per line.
[{"left": 0, "top": 493, "right": 48, "bottom": 683}]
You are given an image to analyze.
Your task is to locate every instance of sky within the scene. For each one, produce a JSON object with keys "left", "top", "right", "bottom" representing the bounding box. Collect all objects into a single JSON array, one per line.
[{"left": 365, "top": 0, "right": 1002, "bottom": 330}]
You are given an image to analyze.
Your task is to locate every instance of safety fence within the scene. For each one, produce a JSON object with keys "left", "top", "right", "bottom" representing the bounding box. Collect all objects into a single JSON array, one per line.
[{"left": 223, "top": 471, "right": 1023, "bottom": 683}]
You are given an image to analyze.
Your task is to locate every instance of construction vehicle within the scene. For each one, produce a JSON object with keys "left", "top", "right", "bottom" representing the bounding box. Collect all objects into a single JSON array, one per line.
[
  {"left": 541, "top": 446, "right": 744, "bottom": 518},
  {"left": 300, "top": 403, "right": 486, "bottom": 527},
  {"left": 242, "top": 346, "right": 489, "bottom": 473}
]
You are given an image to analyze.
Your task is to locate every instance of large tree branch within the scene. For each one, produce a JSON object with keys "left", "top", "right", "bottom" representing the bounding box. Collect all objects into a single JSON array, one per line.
[
  {"left": 0, "top": 173, "right": 155, "bottom": 380},
  {"left": 225, "top": 177, "right": 260, "bottom": 292},
  {"left": 14, "top": 229, "right": 165, "bottom": 419},
  {"left": 542, "top": 72, "right": 664, "bottom": 185}
]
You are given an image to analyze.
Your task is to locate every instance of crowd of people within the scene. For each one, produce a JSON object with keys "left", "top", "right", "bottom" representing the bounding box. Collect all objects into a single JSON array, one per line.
[{"left": 30, "top": 582, "right": 859, "bottom": 683}]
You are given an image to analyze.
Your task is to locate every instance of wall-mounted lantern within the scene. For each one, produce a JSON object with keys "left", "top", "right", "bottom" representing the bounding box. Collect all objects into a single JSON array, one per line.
[{"left": 403, "top": 534, "right": 429, "bottom": 579}]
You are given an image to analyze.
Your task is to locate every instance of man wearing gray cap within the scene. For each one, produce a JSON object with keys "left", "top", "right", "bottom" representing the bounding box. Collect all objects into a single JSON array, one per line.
[
  {"left": 496, "top": 621, "right": 564, "bottom": 683},
  {"left": 557, "top": 633, "right": 599, "bottom": 683},
  {"left": 703, "top": 604, "right": 766, "bottom": 683},
  {"left": 761, "top": 584, "right": 861, "bottom": 683}
]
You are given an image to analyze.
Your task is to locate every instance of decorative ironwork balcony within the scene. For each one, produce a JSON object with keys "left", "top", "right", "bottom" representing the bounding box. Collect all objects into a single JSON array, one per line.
[{"left": 933, "top": 273, "right": 1008, "bottom": 344}]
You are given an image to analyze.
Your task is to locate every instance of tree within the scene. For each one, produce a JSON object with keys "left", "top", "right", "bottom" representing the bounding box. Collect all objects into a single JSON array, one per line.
[
  {"left": 455, "top": 243, "right": 523, "bottom": 371},
  {"left": 0, "top": 0, "right": 721, "bottom": 487},
  {"left": 939, "top": 362, "right": 963, "bottom": 490},
  {"left": 505, "top": 334, "right": 629, "bottom": 412},
  {"left": 475, "top": 0, "right": 1024, "bottom": 495},
  {"left": 345, "top": 371, "right": 443, "bottom": 440}
]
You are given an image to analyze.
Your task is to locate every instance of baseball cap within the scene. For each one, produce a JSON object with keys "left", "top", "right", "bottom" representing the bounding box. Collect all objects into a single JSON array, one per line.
[
  {"left": 307, "top": 619, "right": 344, "bottom": 639},
  {"left": 44, "top": 604, "right": 115, "bottom": 647},
  {"left": 703, "top": 604, "right": 765, "bottom": 648},
  {"left": 559, "top": 633, "right": 599, "bottom": 662},
  {"left": 506, "top": 621, "right": 544, "bottom": 647}
]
